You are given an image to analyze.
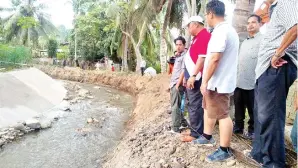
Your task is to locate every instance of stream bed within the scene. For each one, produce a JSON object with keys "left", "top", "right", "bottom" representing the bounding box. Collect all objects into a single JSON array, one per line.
[{"left": 0, "top": 82, "right": 134, "bottom": 168}]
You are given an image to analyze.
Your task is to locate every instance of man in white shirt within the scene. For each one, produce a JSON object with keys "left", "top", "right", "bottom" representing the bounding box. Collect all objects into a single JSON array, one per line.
[
  {"left": 140, "top": 60, "right": 146, "bottom": 76},
  {"left": 193, "top": 0, "right": 239, "bottom": 163}
]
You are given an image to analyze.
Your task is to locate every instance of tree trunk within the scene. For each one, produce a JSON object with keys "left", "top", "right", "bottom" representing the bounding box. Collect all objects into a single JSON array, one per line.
[
  {"left": 232, "top": 0, "right": 256, "bottom": 33},
  {"left": 159, "top": 0, "right": 173, "bottom": 73},
  {"left": 123, "top": 34, "right": 128, "bottom": 71},
  {"left": 191, "top": 0, "right": 197, "bottom": 16},
  {"left": 135, "top": 20, "right": 147, "bottom": 72},
  {"left": 122, "top": 20, "right": 147, "bottom": 72},
  {"left": 74, "top": 31, "right": 77, "bottom": 60},
  {"left": 185, "top": 0, "right": 197, "bottom": 47}
]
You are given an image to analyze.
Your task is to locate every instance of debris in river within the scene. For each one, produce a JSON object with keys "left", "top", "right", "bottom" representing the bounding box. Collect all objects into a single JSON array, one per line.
[{"left": 87, "top": 117, "right": 99, "bottom": 124}]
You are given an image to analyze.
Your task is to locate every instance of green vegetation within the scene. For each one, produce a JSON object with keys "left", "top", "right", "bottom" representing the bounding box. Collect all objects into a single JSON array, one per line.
[
  {"left": 0, "top": 44, "right": 32, "bottom": 64},
  {"left": 47, "top": 39, "right": 58, "bottom": 58},
  {"left": 0, "top": 0, "right": 206, "bottom": 73}
]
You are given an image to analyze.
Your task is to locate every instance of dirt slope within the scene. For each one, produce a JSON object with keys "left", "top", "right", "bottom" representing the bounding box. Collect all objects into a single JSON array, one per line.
[{"left": 39, "top": 66, "right": 259, "bottom": 168}]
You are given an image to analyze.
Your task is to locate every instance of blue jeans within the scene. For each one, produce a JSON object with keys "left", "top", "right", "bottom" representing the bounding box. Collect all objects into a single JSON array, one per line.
[
  {"left": 251, "top": 56, "right": 297, "bottom": 168},
  {"left": 291, "top": 113, "right": 297, "bottom": 153}
]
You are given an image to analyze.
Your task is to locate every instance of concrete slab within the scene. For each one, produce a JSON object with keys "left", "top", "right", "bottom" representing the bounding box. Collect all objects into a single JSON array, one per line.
[{"left": 0, "top": 68, "right": 66, "bottom": 128}]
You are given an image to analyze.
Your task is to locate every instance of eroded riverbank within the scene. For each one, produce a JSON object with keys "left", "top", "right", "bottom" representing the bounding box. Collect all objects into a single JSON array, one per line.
[{"left": 37, "top": 66, "right": 296, "bottom": 168}]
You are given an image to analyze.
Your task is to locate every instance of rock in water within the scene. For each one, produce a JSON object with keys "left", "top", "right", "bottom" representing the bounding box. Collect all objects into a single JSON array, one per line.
[
  {"left": 78, "top": 89, "right": 90, "bottom": 97},
  {"left": 26, "top": 119, "right": 41, "bottom": 129},
  {"left": 0, "top": 139, "right": 5, "bottom": 145},
  {"left": 40, "top": 120, "right": 53, "bottom": 129},
  {"left": 87, "top": 96, "right": 94, "bottom": 99},
  {"left": 12, "top": 123, "right": 26, "bottom": 131},
  {"left": 94, "top": 86, "right": 101, "bottom": 89},
  {"left": 87, "top": 118, "right": 93, "bottom": 123}
]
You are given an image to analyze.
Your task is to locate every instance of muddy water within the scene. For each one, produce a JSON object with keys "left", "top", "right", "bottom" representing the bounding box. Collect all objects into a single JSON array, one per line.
[{"left": 0, "top": 83, "right": 134, "bottom": 168}]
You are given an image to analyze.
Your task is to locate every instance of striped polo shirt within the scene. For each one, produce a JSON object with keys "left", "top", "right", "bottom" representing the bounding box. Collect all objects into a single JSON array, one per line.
[
  {"left": 255, "top": 0, "right": 297, "bottom": 80},
  {"left": 183, "top": 28, "right": 211, "bottom": 80}
]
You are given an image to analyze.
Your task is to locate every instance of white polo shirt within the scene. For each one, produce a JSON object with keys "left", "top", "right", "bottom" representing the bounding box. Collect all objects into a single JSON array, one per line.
[{"left": 203, "top": 22, "right": 239, "bottom": 94}]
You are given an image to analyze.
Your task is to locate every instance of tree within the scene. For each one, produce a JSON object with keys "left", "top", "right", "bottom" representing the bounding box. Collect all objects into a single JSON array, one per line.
[
  {"left": 232, "top": 0, "right": 256, "bottom": 33},
  {"left": 108, "top": 0, "right": 167, "bottom": 72},
  {"left": 47, "top": 39, "right": 58, "bottom": 58},
  {"left": 159, "top": 0, "right": 173, "bottom": 73},
  {"left": 75, "top": 4, "right": 116, "bottom": 61},
  {"left": 0, "top": 0, "right": 57, "bottom": 46},
  {"left": 67, "top": 0, "right": 94, "bottom": 61}
]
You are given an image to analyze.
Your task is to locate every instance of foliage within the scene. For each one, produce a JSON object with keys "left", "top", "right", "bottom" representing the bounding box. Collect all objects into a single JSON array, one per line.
[
  {"left": 57, "top": 45, "right": 70, "bottom": 60},
  {"left": 0, "top": 44, "right": 32, "bottom": 64},
  {"left": 75, "top": 4, "right": 116, "bottom": 61},
  {"left": 47, "top": 39, "right": 58, "bottom": 58},
  {"left": 0, "top": 0, "right": 57, "bottom": 46},
  {"left": 17, "top": 17, "right": 39, "bottom": 29}
]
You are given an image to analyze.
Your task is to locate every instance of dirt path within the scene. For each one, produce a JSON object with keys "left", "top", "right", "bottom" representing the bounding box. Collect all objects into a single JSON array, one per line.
[{"left": 38, "top": 66, "right": 265, "bottom": 168}]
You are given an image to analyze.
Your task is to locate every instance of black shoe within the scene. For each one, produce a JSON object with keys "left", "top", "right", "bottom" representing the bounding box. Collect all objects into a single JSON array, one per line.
[{"left": 233, "top": 127, "right": 243, "bottom": 134}]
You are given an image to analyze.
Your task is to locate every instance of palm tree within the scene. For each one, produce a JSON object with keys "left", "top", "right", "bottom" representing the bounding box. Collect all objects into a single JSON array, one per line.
[
  {"left": 159, "top": 0, "right": 200, "bottom": 73},
  {"left": 232, "top": 0, "right": 256, "bottom": 33},
  {"left": 159, "top": 0, "right": 173, "bottom": 73},
  {"left": 108, "top": 0, "right": 166, "bottom": 72},
  {"left": 0, "top": 0, "right": 57, "bottom": 46}
]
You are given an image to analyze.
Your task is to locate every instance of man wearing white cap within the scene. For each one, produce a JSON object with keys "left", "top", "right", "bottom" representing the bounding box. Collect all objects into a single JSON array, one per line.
[{"left": 179, "top": 15, "right": 211, "bottom": 142}]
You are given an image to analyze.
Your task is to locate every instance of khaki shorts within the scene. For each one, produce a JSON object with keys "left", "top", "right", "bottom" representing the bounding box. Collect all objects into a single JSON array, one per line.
[{"left": 202, "top": 90, "right": 230, "bottom": 120}]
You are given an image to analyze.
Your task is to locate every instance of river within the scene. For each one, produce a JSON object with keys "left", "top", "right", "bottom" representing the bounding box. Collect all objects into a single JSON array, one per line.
[{"left": 0, "top": 82, "right": 134, "bottom": 168}]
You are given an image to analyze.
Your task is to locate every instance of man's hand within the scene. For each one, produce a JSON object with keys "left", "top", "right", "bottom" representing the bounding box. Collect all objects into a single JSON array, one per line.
[
  {"left": 200, "top": 82, "right": 208, "bottom": 96},
  {"left": 271, "top": 54, "right": 287, "bottom": 69},
  {"left": 187, "top": 76, "right": 195, "bottom": 89}
]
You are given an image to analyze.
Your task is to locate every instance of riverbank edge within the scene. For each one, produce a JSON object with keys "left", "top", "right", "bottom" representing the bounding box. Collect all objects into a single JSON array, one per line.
[
  {"left": 38, "top": 66, "right": 296, "bottom": 168},
  {"left": 37, "top": 66, "right": 173, "bottom": 167}
]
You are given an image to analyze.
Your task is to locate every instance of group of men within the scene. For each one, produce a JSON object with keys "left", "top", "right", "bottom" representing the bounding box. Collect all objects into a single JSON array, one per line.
[{"left": 168, "top": 0, "right": 297, "bottom": 167}]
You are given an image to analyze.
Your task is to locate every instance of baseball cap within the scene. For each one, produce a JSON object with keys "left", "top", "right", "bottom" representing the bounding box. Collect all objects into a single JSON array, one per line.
[{"left": 184, "top": 15, "right": 204, "bottom": 28}]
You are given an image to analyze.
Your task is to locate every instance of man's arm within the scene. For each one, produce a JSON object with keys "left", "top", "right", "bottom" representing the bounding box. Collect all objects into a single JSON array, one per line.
[
  {"left": 176, "top": 70, "right": 184, "bottom": 86},
  {"left": 275, "top": 25, "right": 297, "bottom": 57},
  {"left": 192, "top": 57, "right": 205, "bottom": 76},
  {"left": 271, "top": 25, "right": 297, "bottom": 68},
  {"left": 202, "top": 53, "right": 223, "bottom": 84}
]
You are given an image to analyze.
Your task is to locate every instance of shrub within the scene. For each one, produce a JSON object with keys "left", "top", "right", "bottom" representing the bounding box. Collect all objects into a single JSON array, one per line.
[{"left": 0, "top": 44, "right": 32, "bottom": 64}]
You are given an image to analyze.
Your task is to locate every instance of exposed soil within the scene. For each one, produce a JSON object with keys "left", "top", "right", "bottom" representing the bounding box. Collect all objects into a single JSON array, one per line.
[{"left": 38, "top": 66, "right": 296, "bottom": 168}]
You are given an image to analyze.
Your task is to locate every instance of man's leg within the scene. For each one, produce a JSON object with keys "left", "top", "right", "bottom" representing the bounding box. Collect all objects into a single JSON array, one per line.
[
  {"left": 251, "top": 56, "right": 297, "bottom": 167},
  {"left": 219, "top": 117, "right": 233, "bottom": 147},
  {"left": 234, "top": 88, "right": 245, "bottom": 133},
  {"left": 186, "top": 80, "right": 204, "bottom": 138},
  {"left": 179, "top": 86, "right": 188, "bottom": 127},
  {"left": 170, "top": 86, "right": 182, "bottom": 132},
  {"left": 203, "top": 92, "right": 233, "bottom": 162},
  {"left": 204, "top": 109, "right": 216, "bottom": 135},
  {"left": 246, "top": 89, "right": 255, "bottom": 134}
]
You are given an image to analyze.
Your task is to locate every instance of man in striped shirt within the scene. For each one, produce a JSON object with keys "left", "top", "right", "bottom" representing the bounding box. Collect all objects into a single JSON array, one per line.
[{"left": 250, "top": 0, "right": 297, "bottom": 167}]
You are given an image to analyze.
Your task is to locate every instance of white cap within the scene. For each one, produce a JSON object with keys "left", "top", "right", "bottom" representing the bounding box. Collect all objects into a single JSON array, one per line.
[{"left": 184, "top": 15, "right": 204, "bottom": 27}]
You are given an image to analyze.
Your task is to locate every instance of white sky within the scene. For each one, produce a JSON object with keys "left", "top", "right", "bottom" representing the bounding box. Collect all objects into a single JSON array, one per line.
[{"left": 0, "top": 0, "right": 264, "bottom": 30}]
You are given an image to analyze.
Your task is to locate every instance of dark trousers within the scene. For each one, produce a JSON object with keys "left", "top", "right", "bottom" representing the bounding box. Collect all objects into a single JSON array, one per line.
[
  {"left": 141, "top": 67, "right": 145, "bottom": 76},
  {"left": 251, "top": 56, "right": 297, "bottom": 168},
  {"left": 186, "top": 80, "right": 204, "bottom": 138},
  {"left": 170, "top": 85, "right": 188, "bottom": 132},
  {"left": 234, "top": 87, "right": 254, "bottom": 133}
]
